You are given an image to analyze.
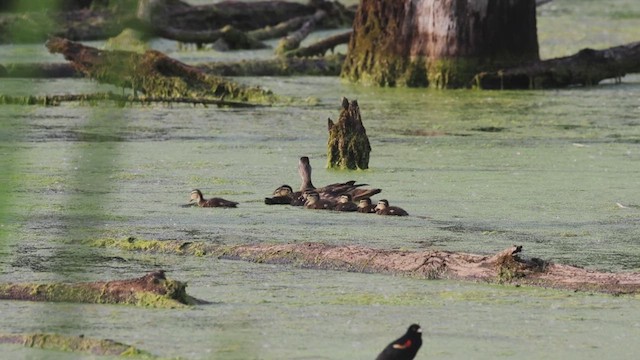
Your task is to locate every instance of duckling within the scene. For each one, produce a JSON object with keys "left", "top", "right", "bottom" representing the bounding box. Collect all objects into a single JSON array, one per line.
[
  {"left": 298, "top": 156, "right": 381, "bottom": 202},
  {"left": 264, "top": 184, "right": 294, "bottom": 205},
  {"left": 190, "top": 189, "right": 238, "bottom": 208},
  {"left": 375, "top": 199, "right": 408, "bottom": 216},
  {"left": 357, "top": 198, "right": 377, "bottom": 214},
  {"left": 334, "top": 193, "right": 358, "bottom": 212},
  {"left": 304, "top": 191, "right": 334, "bottom": 210}
]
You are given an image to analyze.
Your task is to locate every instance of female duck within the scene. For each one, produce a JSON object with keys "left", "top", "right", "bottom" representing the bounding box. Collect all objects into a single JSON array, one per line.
[
  {"left": 375, "top": 199, "right": 408, "bottom": 216},
  {"left": 190, "top": 189, "right": 238, "bottom": 208}
]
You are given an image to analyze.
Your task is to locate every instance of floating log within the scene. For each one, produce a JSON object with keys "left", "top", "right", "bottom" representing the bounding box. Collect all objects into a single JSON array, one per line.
[
  {"left": 285, "top": 31, "right": 351, "bottom": 58},
  {"left": 45, "top": 37, "right": 277, "bottom": 102},
  {"left": 92, "top": 238, "right": 640, "bottom": 295},
  {"left": 327, "top": 97, "right": 371, "bottom": 170},
  {"left": 275, "top": 9, "right": 326, "bottom": 55},
  {"left": 475, "top": 41, "right": 640, "bottom": 89},
  {"left": 0, "top": 333, "right": 156, "bottom": 357},
  {"left": 0, "top": 270, "right": 205, "bottom": 308},
  {"left": 0, "top": 63, "right": 79, "bottom": 78}
]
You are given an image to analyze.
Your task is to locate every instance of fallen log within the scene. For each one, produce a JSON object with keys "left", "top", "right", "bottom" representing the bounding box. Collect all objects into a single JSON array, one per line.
[
  {"left": 275, "top": 10, "right": 326, "bottom": 55},
  {"left": 0, "top": 333, "right": 156, "bottom": 357},
  {"left": 92, "top": 238, "right": 640, "bottom": 295},
  {"left": 475, "top": 41, "right": 640, "bottom": 89},
  {"left": 285, "top": 30, "right": 351, "bottom": 58},
  {"left": 0, "top": 63, "right": 79, "bottom": 78},
  {"left": 0, "top": 270, "right": 206, "bottom": 307},
  {"left": 327, "top": 97, "right": 371, "bottom": 170},
  {"left": 45, "top": 37, "right": 277, "bottom": 102}
]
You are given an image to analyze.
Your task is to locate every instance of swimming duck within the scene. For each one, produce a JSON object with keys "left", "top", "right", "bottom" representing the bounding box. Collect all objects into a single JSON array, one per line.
[
  {"left": 357, "top": 198, "right": 377, "bottom": 213},
  {"left": 297, "top": 156, "right": 381, "bottom": 202},
  {"left": 264, "top": 184, "right": 294, "bottom": 205},
  {"left": 375, "top": 199, "right": 408, "bottom": 216},
  {"left": 304, "top": 191, "right": 334, "bottom": 210},
  {"left": 334, "top": 193, "right": 358, "bottom": 212},
  {"left": 190, "top": 189, "right": 238, "bottom": 208}
]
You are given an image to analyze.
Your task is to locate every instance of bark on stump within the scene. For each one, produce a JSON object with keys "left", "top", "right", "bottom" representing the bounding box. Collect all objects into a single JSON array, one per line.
[
  {"left": 327, "top": 97, "right": 371, "bottom": 170},
  {"left": 341, "top": 0, "right": 539, "bottom": 88}
]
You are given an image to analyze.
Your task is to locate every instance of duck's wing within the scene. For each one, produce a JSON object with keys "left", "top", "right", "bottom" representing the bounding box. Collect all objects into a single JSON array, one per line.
[{"left": 208, "top": 197, "right": 239, "bottom": 208}]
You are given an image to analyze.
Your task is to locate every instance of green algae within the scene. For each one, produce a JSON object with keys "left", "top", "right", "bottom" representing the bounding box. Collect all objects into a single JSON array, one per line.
[{"left": 0, "top": 332, "right": 158, "bottom": 358}]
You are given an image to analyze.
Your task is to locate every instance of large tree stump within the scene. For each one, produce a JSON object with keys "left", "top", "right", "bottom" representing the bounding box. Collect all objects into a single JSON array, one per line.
[
  {"left": 341, "top": 0, "right": 539, "bottom": 88},
  {"left": 326, "top": 97, "right": 371, "bottom": 170}
]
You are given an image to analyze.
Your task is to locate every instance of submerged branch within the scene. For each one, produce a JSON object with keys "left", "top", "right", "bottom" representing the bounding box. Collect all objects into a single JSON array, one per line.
[
  {"left": 92, "top": 239, "right": 640, "bottom": 295},
  {"left": 476, "top": 41, "right": 640, "bottom": 89}
]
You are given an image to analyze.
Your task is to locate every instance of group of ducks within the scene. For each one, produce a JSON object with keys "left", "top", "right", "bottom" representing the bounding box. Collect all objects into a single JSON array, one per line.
[{"left": 190, "top": 156, "right": 409, "bottom": 216}]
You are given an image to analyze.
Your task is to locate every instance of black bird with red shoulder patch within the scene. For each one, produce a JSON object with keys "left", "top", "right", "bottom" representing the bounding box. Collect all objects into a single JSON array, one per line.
[{"left": 375, "top": 324, "right": 422, "bottom": 360}]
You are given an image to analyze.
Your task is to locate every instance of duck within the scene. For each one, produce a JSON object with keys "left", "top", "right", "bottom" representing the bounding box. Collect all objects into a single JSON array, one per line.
[
  {"left": 190, "top": 189, "right": 238, "bottom": 208},
  {"left": 304, "top": 191, "right": 334, "bottom": 210},
  {"left": 264, "top": 184, "right": 294, "bottom": 205},
  {"left": 297, "top": 156, "right": 381, "bottom": 202},
  {"left": 357, "top": 198, "right": 377, "bottom": 213},
  {"left": 333, "top": 193, "right": 358, "bottom": 212},
  {"left": 375, "top": 199, "right": 408, "bottom": 216}
]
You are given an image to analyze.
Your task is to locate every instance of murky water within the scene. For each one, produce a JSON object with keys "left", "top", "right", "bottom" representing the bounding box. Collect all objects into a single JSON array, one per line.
[{"left": 1, "top": 0, "right": 640, "bottom": 359}]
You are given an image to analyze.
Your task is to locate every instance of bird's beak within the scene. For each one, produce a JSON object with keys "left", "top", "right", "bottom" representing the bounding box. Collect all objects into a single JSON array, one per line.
[{"left": 417, "top": 327, "right": 423, "bottom": 333}]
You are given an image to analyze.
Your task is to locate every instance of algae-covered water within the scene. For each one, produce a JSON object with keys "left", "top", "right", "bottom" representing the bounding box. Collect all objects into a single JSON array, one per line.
[{"left": 2, "top": 0, "right": 640, "bottom": 359}]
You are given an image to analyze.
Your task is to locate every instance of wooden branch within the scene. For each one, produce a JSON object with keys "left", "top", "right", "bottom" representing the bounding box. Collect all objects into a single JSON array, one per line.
[
  {"left": 45, "top": 37, "right": 277, "bottom": 102},
  {"left": 286, "top": 30, "right": 351, "bottom": 58},
  {"left": 0, "top": 271, "right": 206, "bottom": 307},
  {"left": 0, "top": 92, "right": 269, "bottom": 107},
  {"left": 475, "top": 41, "right": 640, "bottom": 89},
  {"left": 275, "top": 10, "right": 326, "bottom": 55},
  {"left": 0, "top": 63, "right": 79, "bottom": 78},
  {"left": 248, "top": 14, "right": 312, "bottom": 41},
  {"left": 93, "top": 238, "right": 640, "bottom": 295}
]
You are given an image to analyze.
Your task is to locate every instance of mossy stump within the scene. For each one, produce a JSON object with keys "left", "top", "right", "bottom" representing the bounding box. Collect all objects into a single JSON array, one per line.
[{"left": 327, "top": 97, "right": 371, "bottom": 170}]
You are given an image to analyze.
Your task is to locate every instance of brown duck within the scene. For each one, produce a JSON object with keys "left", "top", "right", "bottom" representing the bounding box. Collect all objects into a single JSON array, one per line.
[
  {"left": 334, "top": 193, "right": 358, "bottom": 212},
  {"left": 375, "top": 199, "right": 408, "bottom": 216},
  {"left": 304, "top": 191, "right": 334, "bottom": 210},
  {"left": 297, "top": 156, "right": 381, "bottom": 202},
  {"left": 190, "top": 189, "right": 238, "bottom": 208},
  {"left": 264, "top": 184, "right": 294, "bottom": 205},
  {"left": 357, "top": 198, "right": 377, "bottom": 213}
]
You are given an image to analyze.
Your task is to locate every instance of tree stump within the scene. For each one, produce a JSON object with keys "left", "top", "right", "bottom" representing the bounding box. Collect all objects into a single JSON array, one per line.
[
  {"left": 327, "top": 97, "right": 371, "bottom": 170},
  {"left": 341, "top": 0, "right": 539, "bottom": 88}
]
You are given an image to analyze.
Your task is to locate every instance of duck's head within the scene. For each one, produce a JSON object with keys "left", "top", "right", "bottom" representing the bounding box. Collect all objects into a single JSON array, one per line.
[
  {"left": 190, "top": 189, "right": 203, "bottom": 202},
  {"left": 305, "top": 191, "right": 320, "bottom": 204},
  {"left": 375, "top": 199, "right": 389, "bottom": 211},
  {"left": 338, "top": 193, "right": 352, "bottom": 204},
  {"left": 358, "top": 198, "right": 372, "bottom": 208},
  {"left": 273, "top": 184, "right": 293, "bottom": 196}
]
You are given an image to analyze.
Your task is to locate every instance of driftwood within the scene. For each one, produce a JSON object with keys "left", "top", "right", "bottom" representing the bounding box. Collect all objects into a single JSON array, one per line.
[
  {"left": 0, "top": 333, "right": 156, "bottom": 357},
  {"left": 45, "top": 37, "right": 276, "bottom": 102},
  {"left": 275, "top": 9, "right": 326, "bottom": 55},
  {"left": 327, "top": 97, "right": 371, "bottom": 170},
  {"left": 0, "top": 270, "right": 205, "bottom": 307},
  {"left": 476, "top": 41, "right": 640, "bottom": 89},
  {"left": 92, "top": 238, "right": 640, "bottom": 295},
  {"left": 286, "top": 30, "right": 351, "bottom": 58}
]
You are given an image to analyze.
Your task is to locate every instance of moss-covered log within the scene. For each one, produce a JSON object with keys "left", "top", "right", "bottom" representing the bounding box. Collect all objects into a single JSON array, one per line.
[
  {"left": 45, "top": 37, "right": 277, "bottom": 102},
  {"left": 341, "top": 0, "right": 539, "bottom": 88},
  {"left": 0, "top": 270, "right": 205, "bottom": 308},
  {"left": 475, "top": 41, "right": 640, "bottom": 89},
  {"left": 0, "top": 333, "right": 156, "bottom": 358},
  {"left": 326, "top": 97, "right": 371, "bottom": 170},
  {"left": 91, "top": 238, "right": 640, "bottom": 295}
]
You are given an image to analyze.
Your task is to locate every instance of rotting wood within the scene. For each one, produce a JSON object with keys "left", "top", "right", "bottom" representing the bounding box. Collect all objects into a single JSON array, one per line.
[
  {"left": 0, "top": 270, "right": 206, "bottom": 307},
  {"left": 91, "top": 238, "right": 640, "bottom": 295},
  {"left": 285, "top": 30, "right": 351, "bottom": 58},
  {"left": 475, "top": 41, "right": 640, "bottom": 89},
  {"left": 275, "top": 9, "right": 326, "bottom": 55},
  {"left": 45, "top": 37, "right": 277, "bottom": 103},
  {"left": 327, "top": 97, "right": 371, "bottom": 170}
]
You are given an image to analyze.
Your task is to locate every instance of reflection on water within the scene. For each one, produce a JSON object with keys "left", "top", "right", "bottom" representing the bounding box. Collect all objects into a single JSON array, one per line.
[{"left": 1, "top": 0, "right": 640, "bottom": 358}]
